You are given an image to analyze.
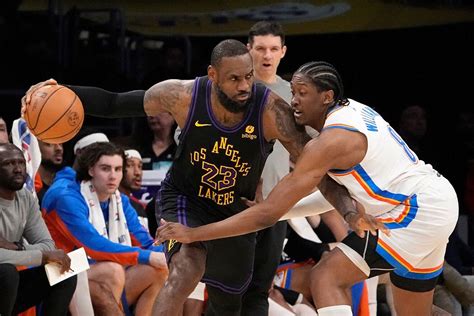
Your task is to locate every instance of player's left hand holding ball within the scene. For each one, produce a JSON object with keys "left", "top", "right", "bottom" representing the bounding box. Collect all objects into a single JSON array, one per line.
[{"left": 21, "top": 78, "right": 58, "bottom": 117}]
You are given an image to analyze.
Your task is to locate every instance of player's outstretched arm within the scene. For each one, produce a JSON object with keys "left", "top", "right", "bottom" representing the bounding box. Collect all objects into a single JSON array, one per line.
[
  {"left": 156, "top": 130, "right": 347, "bottom": 243},
  {"left": 22, "top": 78, "right": 146, "bottom": 118},
  {"left": 156, "top": 128, "right": 390, "bottom": 243},
  {"left": 156, "top": 145, "right": 321, "bottom": 243},
  {"left": 22, "top": 78, "right": 194, "bottom": 121}
]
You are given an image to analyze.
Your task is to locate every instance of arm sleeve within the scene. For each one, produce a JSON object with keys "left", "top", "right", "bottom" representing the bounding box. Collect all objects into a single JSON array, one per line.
[
  {"left": 54, "top": 191, "right": 152, "bottom": 265},
  {"left": 123, "top": 196, "right": 163, "bottom": 252},
  {"left": 66, "top": 85, "right": 146, "bottom": 118},
  {"left": 0, "top": 248, "right": 43, "bottom": 267}
]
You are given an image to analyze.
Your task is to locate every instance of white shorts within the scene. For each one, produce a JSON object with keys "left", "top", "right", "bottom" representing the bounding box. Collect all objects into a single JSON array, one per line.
[{"left": 339, "top": 174, "right": 458, "bottom": 280}]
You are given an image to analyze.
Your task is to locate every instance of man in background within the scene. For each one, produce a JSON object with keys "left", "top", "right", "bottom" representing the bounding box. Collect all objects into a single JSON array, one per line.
[
  {"left": 0, "top": 142, "right": 76, "bottom": 316},
  {"left": 42, "top": 142, "right": 168, "bottom": 315},
  {"left": 119, "top": 149, "right": 148, "bottom": 230},
  {"left": 0, "top": 117, "right": 9, "bottom": 143},
  {"left": 242, "top": 20, "right": 292, "bottom": 315},
  {"left": 36, "top": 140, "right": 64, "bottom": 202}
]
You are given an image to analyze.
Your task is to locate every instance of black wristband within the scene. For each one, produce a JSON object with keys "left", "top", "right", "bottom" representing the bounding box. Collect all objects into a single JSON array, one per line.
[{"left": 14, "top": 241, "right": 25, "bottom": 251}]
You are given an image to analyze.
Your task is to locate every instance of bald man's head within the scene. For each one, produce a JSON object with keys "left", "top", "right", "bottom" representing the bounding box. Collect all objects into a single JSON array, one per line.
[{"left": 0, "top": 143, "right": 26, "bottom": 191}]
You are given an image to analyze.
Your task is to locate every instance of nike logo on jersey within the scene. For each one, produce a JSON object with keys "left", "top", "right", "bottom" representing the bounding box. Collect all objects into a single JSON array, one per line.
[{"left": 195, "top": 120, "right": 212, "bottom": 127}]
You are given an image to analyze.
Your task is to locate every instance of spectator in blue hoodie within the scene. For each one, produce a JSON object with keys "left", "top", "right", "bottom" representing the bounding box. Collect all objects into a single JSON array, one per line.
[{"left": 42, "top": 142, "right": 168, "bottom": 315}]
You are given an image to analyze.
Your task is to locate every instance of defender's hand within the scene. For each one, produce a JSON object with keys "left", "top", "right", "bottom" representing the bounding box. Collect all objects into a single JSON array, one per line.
[
  {"left": 345, "top": 212, "right": 390, "bottom": 238},
  {"left": 155, "top": 219, "right": 195, "bottom": 244}
]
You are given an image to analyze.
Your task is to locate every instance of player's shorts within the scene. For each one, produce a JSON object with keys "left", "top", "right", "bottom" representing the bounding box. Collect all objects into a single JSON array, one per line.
[
  {"left": 158, "top": 183, "right": 257, "bottom": 295},
  {"left": 337, "top": 173, "right": 458, "bottom": 292}
]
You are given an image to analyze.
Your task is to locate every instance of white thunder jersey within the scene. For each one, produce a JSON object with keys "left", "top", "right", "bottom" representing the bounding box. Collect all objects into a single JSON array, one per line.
[{"left": 326, "top": 99, "right": 458, "bottom": 280}]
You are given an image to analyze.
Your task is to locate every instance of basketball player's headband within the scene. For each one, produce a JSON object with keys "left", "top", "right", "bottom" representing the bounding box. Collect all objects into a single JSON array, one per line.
[
  {"left": 73, "top": 133, "right": 109, "bottom": 154},
  {"left": 125, "top": 149, "right": 142, "bottom": 161}
]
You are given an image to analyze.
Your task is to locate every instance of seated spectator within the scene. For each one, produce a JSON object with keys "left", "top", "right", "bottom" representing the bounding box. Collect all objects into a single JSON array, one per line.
[
  {"left": 42, "top": 142, "right": 168, "bottom": 315},
  {"left": 115, "top": 114, "right": 178, "bottom": 235},
  {"left": 433, "top": 227, "right": 474, "bottom": 315},
  {"left": 119, "top": 149, "right": 148, "bottom": 230},
  {"left": 72, "top": 132, "right": 109, "bottom": 169},
  {"left": 0, "top": 143, "right": 77, "bottom": 316},
  {"left": 133, "top": 114, "right": 177, "bottom": 171},
  {"left": 39, "top": 132, "right": 109, "bottom": 202},
  {"left": 36, "top": 140, "right": 64, "bottom": 203},
  {"left": 0, "top": 116, "right": 9, "bottom": 143}
]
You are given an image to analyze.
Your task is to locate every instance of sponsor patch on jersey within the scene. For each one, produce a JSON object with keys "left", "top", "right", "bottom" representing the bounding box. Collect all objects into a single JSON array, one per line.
[{"left": 242, "top": 125, "right": 257, "bottom": 140}]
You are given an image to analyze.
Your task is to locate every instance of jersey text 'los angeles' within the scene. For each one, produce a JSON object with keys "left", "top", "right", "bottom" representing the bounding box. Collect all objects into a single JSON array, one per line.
[{"left": 166, "top": 76, "right": 273, "bottom": 217}]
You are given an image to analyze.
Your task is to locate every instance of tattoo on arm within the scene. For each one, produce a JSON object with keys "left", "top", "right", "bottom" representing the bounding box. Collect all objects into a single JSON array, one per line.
[
  {"left": 144, "top": 80, "right": 191, "bottom": 113},
  {"left": 268, "top": 97, "right": 311, "bottom": 161}
]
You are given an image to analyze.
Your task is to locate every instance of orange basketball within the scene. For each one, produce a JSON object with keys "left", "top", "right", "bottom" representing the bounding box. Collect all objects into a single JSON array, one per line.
[{"left": 25, "top": 85, "right": 84, "bottom": 144}]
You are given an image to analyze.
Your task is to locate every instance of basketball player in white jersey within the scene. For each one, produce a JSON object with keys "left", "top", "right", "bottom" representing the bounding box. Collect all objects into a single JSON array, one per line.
[{"left": 156, "top": 61, "right": 459, "bottom": 316}]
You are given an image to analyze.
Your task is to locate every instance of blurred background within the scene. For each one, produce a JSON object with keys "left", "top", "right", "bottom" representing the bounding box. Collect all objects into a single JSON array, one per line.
[{"left": 1, "top": 0, "right": 473, "bottom": 242}]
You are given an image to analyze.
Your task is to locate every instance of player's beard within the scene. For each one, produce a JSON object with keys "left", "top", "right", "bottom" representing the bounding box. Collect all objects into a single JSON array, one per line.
[
  {"left": 0, "top": 172, "right": 26, "bottom": 191},
  {"left": 41, "top": 159, "right": 64, "bottom": 173},
  {"left": 215, "top": 84, "right": 251, "bottom": 114}
]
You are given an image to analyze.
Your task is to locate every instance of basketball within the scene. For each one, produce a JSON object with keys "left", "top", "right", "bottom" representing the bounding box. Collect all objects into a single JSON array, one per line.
[{"left": 25, "top": 85, "right": 84, "bottom": 144}]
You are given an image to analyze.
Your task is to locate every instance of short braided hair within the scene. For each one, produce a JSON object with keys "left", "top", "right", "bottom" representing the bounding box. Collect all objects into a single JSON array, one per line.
[{"left": 295, "top": 61, "right": 348, "bottom": 106}]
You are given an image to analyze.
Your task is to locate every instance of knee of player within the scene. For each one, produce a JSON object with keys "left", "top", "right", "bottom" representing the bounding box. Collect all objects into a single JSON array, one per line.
[
  {"left": 171, "top": 246, "right": 206, "bottom": 279},
  {"left": 170, "top": 264, "right": 204, "bottom": 286},
  {"left": 167, "top": 261, "right": 204, "bottom": 290}
]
